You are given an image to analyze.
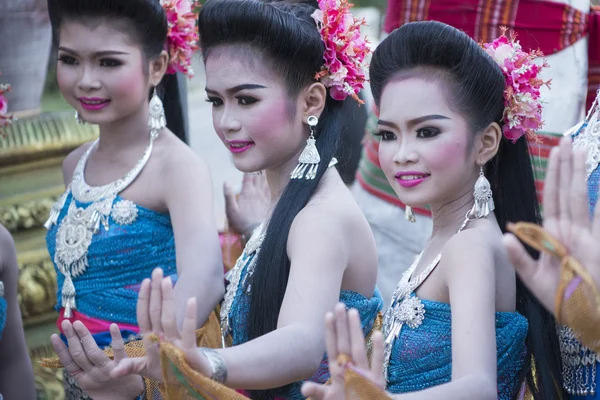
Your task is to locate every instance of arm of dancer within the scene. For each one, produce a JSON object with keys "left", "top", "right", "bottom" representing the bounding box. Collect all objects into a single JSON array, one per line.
[
  {"left": 388, "top": 233, "right": 499, "bottom": 399},
  {"left": 504, "top": 138, "right": 600, "bottom": 350},
  {"left": 303, "top": 234, "right": 499, "bottom": 400},
  {"left": 110, "top": 206, "right": 363, "bottom": 391},
  {"left": 0, "top": 225, "right": 36, "bottom": 399},
  {"left": 162, "top": 149, "right": 225, "bottom": 328},
  {"left": 212, "top": 208, "right": 351, "bottom": 389}
]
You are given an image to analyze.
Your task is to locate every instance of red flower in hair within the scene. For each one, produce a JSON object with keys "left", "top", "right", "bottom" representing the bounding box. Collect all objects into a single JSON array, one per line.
[
  {"left": 311, "top": 0, "right": 371, "bottom": 103},
  {"left": 482, "top": 27, "right": 550, "bottom": 143},
  {"left": 161, "top": 0, "right": 200, "bottom": 78}
]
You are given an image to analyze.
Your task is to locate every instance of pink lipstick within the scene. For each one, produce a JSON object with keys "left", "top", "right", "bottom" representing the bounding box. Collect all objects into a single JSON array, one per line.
[
  {"left": 395, "top": 171, "right": 430, "bottom": 188},
  {"left": 79, "top": 97, "right": 110, "bottom": 110},
  {"left": 227, "top": 140, "right": 255, "bottom": 154}
]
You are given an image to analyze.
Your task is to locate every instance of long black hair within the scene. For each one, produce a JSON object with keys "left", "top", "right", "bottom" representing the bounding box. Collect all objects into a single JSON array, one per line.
[
  {"left": 370, "top": 21, "right": 565, "bottom": 399},
  {"left": 47, "top": 0, "right": 187, "bottom": 142},
  {"left": 199, "top": 0, "right": 350, "bottom": 397}
]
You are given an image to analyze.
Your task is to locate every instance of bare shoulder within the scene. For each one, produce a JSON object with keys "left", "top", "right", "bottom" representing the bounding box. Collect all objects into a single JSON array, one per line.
[
  {"left": 62, "top": 141, "right": 95, "bottom": 185},
  {"left": 155, "top": 132, "right": 212, "bottom": 187},
  {"left": 288, "top": 181, "right": 373, "bottom": 257},
  {"left": 440, "top": 225, "right": 500, "bottom": 277},
  {"left": 293, "top": 191, "right": 365, "bottom": 239}
]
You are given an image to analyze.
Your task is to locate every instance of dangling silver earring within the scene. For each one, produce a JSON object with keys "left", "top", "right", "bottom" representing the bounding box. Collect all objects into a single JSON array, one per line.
[
  {"left": 148, "top": 88, "right": 166, "bottom": 139},
  {"left": 405, "top": 206, "right": 416, "bottom": 223},
  {"left": 74, "top": 111, "right": 86, "bottom": 125},
  {"left": 291, "top": 115, "right": 321, "bottom": 180},
  {"left": 471, "top": 166, "right": 494, "bottom": 218}
]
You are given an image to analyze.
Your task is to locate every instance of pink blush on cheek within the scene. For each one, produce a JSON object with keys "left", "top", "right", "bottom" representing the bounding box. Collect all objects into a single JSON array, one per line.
[
  {"left": 246, "top": 97, "right": 292, "bottom": 141},
  {"left": 423, "top": 139, "right": 468, "bottom": 171},
  {"left": 112, "top": 73, "right": 146, "bottom": 100}
]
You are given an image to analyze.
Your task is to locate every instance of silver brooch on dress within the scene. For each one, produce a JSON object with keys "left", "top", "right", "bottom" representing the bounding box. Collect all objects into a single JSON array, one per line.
[
  {"left": 397, "top": 296, "right": 426, "bottom": 329},
  {"left": 111, "top": 200, "right": 138, "bottom": 225}
]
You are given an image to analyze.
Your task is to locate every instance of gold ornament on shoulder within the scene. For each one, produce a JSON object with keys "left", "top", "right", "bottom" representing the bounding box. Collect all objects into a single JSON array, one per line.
[{"left": 111, "top": 200, "right": 139, "bottom": 225}]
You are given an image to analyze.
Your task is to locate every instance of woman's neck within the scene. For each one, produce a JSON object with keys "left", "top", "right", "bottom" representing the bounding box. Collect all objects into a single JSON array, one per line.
[
  {"left": 429, "top": 189, "right": 475, "bottom": 239},
  {"left": 264, "top": 148, "right": 304, "bottom": 203},
  {"left": 95, "top": 105, "right": 151, "bottom": 155}
]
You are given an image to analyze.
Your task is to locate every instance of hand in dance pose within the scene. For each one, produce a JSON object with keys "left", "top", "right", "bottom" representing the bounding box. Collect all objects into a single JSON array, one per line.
[
  {"left": 224, "top": 173, "right": 270, "bottom": 238},
  {"left": 110, "top": 268, "right": 212, "bottom": 380},
  {"left": 50, "top": 322, "right": 145, "bottom": 400},
  {"left": 503, "top": 137, "right": 600, "bottom": 313},
  {"left": 301, "top": 303, "right": 386, "bottom": 400}
]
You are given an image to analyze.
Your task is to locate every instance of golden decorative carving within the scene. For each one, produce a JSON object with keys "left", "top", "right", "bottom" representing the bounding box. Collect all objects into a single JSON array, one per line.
[
  {"left": 18, "top": 254, "right": 57, "bottom": 320},
  {"left": 0, "top": 110, "right": 98, "bottom": 399},
  {"left": 0, "top": 196, "right": 57, "bottom": 232},
  {"left": 0, "top": 110, "right": 98, "bottom": 167}
]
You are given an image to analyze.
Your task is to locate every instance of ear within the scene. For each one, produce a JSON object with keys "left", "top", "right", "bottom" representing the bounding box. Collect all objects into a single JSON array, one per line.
[
  {"left": 148, "top": 50, "right": 169, "bottom": 87},
  {"left": 475, "top": 122, "right": 502, "bottom": 166},
  {"left": 300, "top": 82, "right": 327, "bottom": 123}
]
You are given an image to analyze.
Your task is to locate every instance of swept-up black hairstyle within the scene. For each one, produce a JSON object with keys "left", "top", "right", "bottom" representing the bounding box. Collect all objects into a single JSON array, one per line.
[
  {"left": 370, "top": 21, "right": 565, "bottom": 399},
  {"left": 47, "top": 0, "right": 187, "bottom": 142}
]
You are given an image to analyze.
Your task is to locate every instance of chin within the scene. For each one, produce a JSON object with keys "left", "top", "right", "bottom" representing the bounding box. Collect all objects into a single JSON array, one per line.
[
  {"left": 393, "top": 190, "right": 430, "bottom": 209},
  {"left": 76, "top": 111, "right": 116, "bottom": 126},
  {"left": 231, "top": 159, "right": 264, "bottom": 174}
]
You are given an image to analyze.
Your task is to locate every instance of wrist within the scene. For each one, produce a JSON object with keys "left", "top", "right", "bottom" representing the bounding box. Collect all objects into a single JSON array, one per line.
[{"left": 198, "top": 347, "right": 228, "bottom": 383}]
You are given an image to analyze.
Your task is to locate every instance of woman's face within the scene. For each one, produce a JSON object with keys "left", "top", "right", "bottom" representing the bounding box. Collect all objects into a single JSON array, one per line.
[
  {"left": 204, "top": 49, "right": 308, "bottom": 173},
  {"left": 377, "top": 76, "right": 480, "bottom": 209},
  {"left": 56, "top": 19, "right": 150, "bottom": 126}
]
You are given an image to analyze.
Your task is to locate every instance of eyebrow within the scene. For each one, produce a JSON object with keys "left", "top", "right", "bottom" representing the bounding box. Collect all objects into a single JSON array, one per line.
[
  {"left": 205, "top": 84, "right": 267, "bottom": 95},
  {"left": 378, "top": 114, "right": 450, "bottom": 130},
  {"left": 58, "top": 47, "right": 129, "bottom": 57}
]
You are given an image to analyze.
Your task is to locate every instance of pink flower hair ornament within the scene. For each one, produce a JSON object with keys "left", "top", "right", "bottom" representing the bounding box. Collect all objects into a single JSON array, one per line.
[
  {"left": 0, "top": 72, "right": 13, "bottom": 138},
  {"left": 481, "top": 27, "right": 551, "bottom": 143},
  {"left": 311, "top": 0, "right": 371, "bottom": 104},
  {"left": 161, "top": 0, "right": 200, "bottom": 78}
]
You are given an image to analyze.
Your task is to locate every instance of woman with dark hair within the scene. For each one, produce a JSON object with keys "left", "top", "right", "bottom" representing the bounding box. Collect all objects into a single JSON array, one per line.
[
  {"left": 92, "top": 0, "right": 384, "bottom": 398},
  {"left": 302, "top": 21, "right": 565, "bottom": 399},
  {"left": 42, "top": 0, "right": 224, "bottom": 398}
]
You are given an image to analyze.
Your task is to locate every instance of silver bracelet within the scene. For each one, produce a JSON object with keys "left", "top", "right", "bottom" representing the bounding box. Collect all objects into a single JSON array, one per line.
[{"left": 199, "top": 347, "right": 228, "bottom": 383}]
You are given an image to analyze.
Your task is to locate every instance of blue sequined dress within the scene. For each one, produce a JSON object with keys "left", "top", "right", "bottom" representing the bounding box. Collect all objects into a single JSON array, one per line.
[
  {"left": 0, "top": 281, "right": 6, "bottom": 341},
  {"left": 223, "top": 248, "right": 383, "bottom": 400},
  {"left": 385, "top": 295, "right": 528, "bottom": 398},
  {"left": 45, "top": 139, "right": 177, "bottom": 348},
  {"left": 46, "top": 193, "right": 177, "bottom": 344}
]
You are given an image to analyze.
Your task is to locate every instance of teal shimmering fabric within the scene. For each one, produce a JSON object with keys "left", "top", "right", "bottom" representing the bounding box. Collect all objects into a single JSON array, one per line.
[
  {"left": 0, "top": 296, "right": 6, "bottom": 341},
  {"left": 227, "top": 253, "right": 384, "bottom": 400},
  {"left": 387, "top": 297, "right": 528, "bottom": 399},
  {"left": 46, "top": 193, "right": 177, "bottom": 325}
]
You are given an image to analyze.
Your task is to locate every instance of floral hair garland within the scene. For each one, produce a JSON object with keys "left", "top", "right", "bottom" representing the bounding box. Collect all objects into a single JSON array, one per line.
[
  {"left": 0, "top": 72, "right": 13, "bottom": 137},
  {"left": 482, "top": 27, "right": 550, "bottom": 143},
  {"left": 311, "top": 0, "right": 371, "bottom": 104},
  {"left": 161, "top": 0, "right": 200, "bottom": 78}
]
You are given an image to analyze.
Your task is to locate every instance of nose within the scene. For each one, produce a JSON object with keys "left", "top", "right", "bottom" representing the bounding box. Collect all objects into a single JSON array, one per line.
[
  {"left": 77, "top": 65, "right": 101, "bottom": 92},
  {"left": 217, "top": 106, "right": 242, "bottom": 133},
  {"left": 392, "top": 136, "right": 419, "bottom": 165}
]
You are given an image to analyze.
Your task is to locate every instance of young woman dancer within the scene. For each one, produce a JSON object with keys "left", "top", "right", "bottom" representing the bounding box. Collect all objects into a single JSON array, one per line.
[
  {"left": 44, "top": 0, "right": 224, "bottom": 397},
  {"left": 302, "top": 21, "right": 564, "bottom": 400},
  {"left": 48, "top": 0, "right": 382, "bottom": 399}
]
